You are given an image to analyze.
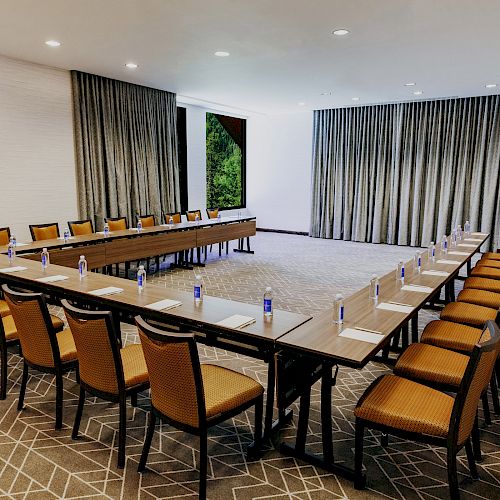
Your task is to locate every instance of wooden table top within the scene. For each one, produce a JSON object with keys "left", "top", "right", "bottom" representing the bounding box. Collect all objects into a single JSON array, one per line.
[
  {"left": 0, "top": 253, "right": 310, "bottom": 345},
  {"left": 277, "top": 232, "right": 490, "bottom": 367}
]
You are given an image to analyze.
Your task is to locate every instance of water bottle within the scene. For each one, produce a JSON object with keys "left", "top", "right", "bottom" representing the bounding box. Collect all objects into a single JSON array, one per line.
[
  {"left": 263, "top": 287, "right": 273, "bottom": 317},
  {"left": 11, "top": 235, "right": 16, "bottom": 247},
  {"left": 397, "top": 260, "right": 405, "bottom": 284},
  {"left": 7, "top": 239, "right": 15, "bottom": 262},
  {"left": 441, "top": 234, "right": 448, "bottom": 254},
  {"left": 369, "top": 274, "right": 380, "bottom": 301},
  {"left": 217, "top": 212, "right": 221, "bottom": 221},
  {"left": 451, "top": 229, "right": 457, "bottom": 248},
  {"left": 78, "top": 255, "right": 87, "bottom": 279},
  {"left": 168, "top": 215, "right": 174, "bottom": 226},
  {"left": 137, "top": 265, "right": 146, "bottom": 292},
  {"left": 41, "top": 248, "right": 50, "bottom": 270},
  {"left": 104, "top": 223, "right": 110, "bottom": 237},
  {"left": 333, "top": 293, "right": 344, "bottom": 325},
  {"left": 429, "top": 241, "right": 436, "bottom": 261},
  {"left": 137, "top": 218, "right": 143, "bottom": 232},
  {"left": 457, "top": 225, "right": 462, "bottom": 240},
  {"left": 195, "top": 213, "right": 200, "bottom": 225},
  {"left": 415, "top": 251, "right": 422, "bottom": 274},
  {"left": 464, "top": 220, "right": 471, "bottom": 236},
  {"left": 194, "top": 275, "right": 203, "bottom": 304},
  {"left": 63, "top": 227, "right": 70, "bottom": 242}
]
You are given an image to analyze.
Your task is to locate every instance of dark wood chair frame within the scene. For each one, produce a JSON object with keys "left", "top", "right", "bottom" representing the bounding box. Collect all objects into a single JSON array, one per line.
[
  {"left": 1, "top": 285, "right": 77, "bottom": 430},
  {"left": 104, "top": 217, "right": 130, "bottom": 277},
  {"left": 163, "top": 212, "right": 193, "bottom": 269},
  {"left": 186, "top": 210, "right": 208, "bottom": 266},
  {"left": 28, "top": 222, "right": 60, "bottom": 241},
  {"left": 135, "top": 316, "right": 263, "bottom": 498},
  {"left": 205, "top": 208, "right": 227, "bottom": 258},
  {"left": 62, "top": 300, "right": 150, "bottom": 468},
  {"left": 354, "top": 321, "right": 500, "bottom": 499},
  {"left": 67, "top": 219, "right": 95, "bottom": 236},
  {"left": 0, "top": 226, "right": 11, "bottom": 246},
  {"left": 0, "top": 313, "right": 20, "bottom": 400},
  {"left": 137, "top": 215, "right": 162, "bottom": 272}
]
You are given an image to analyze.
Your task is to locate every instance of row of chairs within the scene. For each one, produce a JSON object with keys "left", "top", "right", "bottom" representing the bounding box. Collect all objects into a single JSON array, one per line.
[
  {"left": 354, "top": 251, "right": 500, "bottom": 498},
  {"left": 0, "top": 281, "right": 262, "bottom": 498}
]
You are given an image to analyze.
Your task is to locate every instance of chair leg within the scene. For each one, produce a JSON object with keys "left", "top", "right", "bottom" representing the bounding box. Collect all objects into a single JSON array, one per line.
[
  {"left": 17, "top": 361, "right": 28, "bottom": 411},
  {"left": 199, "top": 431, "right": 208, "bottom": 498},
  {"left": 138, "top": 411, "right": 156, "bottom": 472},
  {"left": 465, "top": 439, "right": 479, "bottom": 480},
  {"left": 481, "top": 393, "right": 491, "bottom": 425},
  {"left": 1, "top": 347, "right": 6, "bottom": 400},
  {"left": 131, "top": 392, "right": 138, "bottom": 407},
  {"left": 72, "top": 386, "right": 85, "bottom": 439},
  {"left": 354, "top": 420, "right": 366, "bottom": 489},
  {"left": 490, "top": 372, "right": 500, "bottom": 415},
  {"left": 472, "top": 414, "right": 482, "bottom": 462},
  {"left": 446, "top": 448, "right": 459, "bottom": 499},
  {"left": 55, "top": 373, "right": 64, "bottom": 430},
  {"left": 381, "top": 433, "right": 389, "bottom": 447},
  {"left": 250, "top": 396, "right": 263, "bottom": 456},
  {"left": 118, "top": 396, "right": 127, "bottom": 468}
]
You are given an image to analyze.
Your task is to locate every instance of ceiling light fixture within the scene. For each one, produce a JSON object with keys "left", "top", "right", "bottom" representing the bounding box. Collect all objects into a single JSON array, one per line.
[
  {"left": 413, "top": 90, "right": 423, "bottom": 95},
  {"left": 404, "top": 82, "right": 416, "bottom": 86},
  {"left": 125, "top": 62, "right": 138, "bottom": 69},
  {"left": 214, "top": 51, "right": 230, "bottom": 57},
  {"left": 351, "top": 97, "right": 360, "bottom": 101},
  {"left": 485, "top": 83, "right": 497, "bottom": 88},
  {"left": 45, "top": 40, "right": 61, "bottom": 47},
  {"left": 333, "top": 29, "right": 349, "bottom": 36}
]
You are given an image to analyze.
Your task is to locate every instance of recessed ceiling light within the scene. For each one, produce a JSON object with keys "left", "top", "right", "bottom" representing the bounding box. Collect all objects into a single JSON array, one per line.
[
  {"left": 485, "top": 83, "right": 497, "bottom": 88},
  {"left": 413, "top": 90, "right": 423, "bottom": 95},
  {"left": 351, "top": 97, "right": 360, "bottom": 101},
  {"left": 404, "top": 82, "right": 416, "bottom": 86},
  {"left": 125, "top": 62, "right": 138, "bottom": 69},
  {"left": 332, "top": 29, "right": 349, "bottom": 36},
  {"left": 214, "top": 51, "right": 230, "bottom": 57},
  {"left": 45, "top": 40, "right": 61, "bottom": 47},
  {"left": 298, "top": 102, "right": 305, "bottom": 106}
]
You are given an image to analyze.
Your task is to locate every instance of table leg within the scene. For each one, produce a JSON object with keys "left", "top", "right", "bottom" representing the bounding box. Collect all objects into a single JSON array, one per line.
[
  {"left": 234, "top": 236, "right": 255, "bottom": 254},
  {"left": 411, "top": 313, "right": 419, "bottom": 343}
]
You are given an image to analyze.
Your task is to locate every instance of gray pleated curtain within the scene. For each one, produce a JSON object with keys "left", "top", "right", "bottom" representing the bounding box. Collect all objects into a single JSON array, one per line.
[
  {"left": 310, "top": 96, "right": 500, "bottom": 250},
  {"left": 72, "top": 71, "right": 180, "bottom": 229}
]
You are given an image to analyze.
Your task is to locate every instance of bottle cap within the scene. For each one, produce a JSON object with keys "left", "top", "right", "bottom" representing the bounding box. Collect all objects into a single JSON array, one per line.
[
  {"left": 43, "top": 248, "right": 47, "bottom": 252},
  {"left": 335, "top": 293, "right": 343, "bottom": 300},
  {"left": 195, "top": 275, "right": 202, "bottom": 280},
  {"left": 430, "top": 241, "right": 434, "bottom": 245},
  {"left": 371, "top": 274, "right": 378, "bottom": 279},
  {"left": 399, "top": 259, "right": 404, "bottom": 264},
  {"left": 139, "top": 265, "right": 144, "bottom": 270},
  {"left": 265, "top": 286, "right": 272, "bottom": 292},
  {"left": 80, "top": 255, "right": 85, "bottom": 259}
]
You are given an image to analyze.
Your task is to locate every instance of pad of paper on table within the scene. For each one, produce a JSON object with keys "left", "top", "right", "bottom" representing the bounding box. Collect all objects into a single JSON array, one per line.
[
  {"left": 89, "top": 287, "right": 124, "bottom": 296},
  {"left": 448, "top": 251, "right": 469, "bottom": 256},
  {"left": 458, "top": 244, "right": 477, "bottom": 248},
  {"left": 422, "top": 270, "right": 450, "bottom": 277},
  {"left": 401, "top": 284, "right": 434, "bottom": 293},
  {"left": 339, "top": 328, "right": 384, "bottom": 344},
  {"left": 57, "top": 237, "right": 75, "bottom": 241},
  {"left": 217, "top": 314, "right": 256, "bottom": 329},
  {"left": 464, "top": 238, "right": 483, "bottom": 242},
  {"left": 145, "top": 298, "right": 182, "bottom": 311},
  {"left": 376, "top": 302, "right": 414, "bottom": 314},
  {"left": 0, "top": 266, "right": 27, "bottom": 273},
  {"left": 436, "top": 259, "right": 462, "bottom": 265},
  {"left": 36, "top": 275, "right": 69, "bottom": 283},
  {"left": 14, "top": 242, "right": 28, "bottom": 247},
  {"left": 472, "top": 233, "right": 488, "bottom": 237}
]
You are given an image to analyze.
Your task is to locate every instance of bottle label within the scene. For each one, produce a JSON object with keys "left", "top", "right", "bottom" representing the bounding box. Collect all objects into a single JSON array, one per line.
[
  {"left": 8, "top": 248, "right": 13, "bottom": 259},
  {"left": 339, "top": 305, "right": 344, "bottom": 321},
  {"left": 79, "top": 262, "right": 84, "bottom": 275},
  {"left": 194, "top": 286, "right": 201, "bottom": 299},
  {"left": 418, "top": 257, "right": 421, "bottom": 268},
  {"left": 401, "top": 267, "right": 405, "bottom": 278},
  {"left": 432, "top": 248, "right": 435, "bottom": 257},
  {"left": 375, "top": 284, "right": 379, "bottom": 297},
  {"left": 264, "top": 299, "right": 272, "bottom": 313},
  {"left": 42, "top": 255, "right": 47, "bottom": 267},
  {"left": 138, "top": 275, "right": 143, "bottom": 287}
]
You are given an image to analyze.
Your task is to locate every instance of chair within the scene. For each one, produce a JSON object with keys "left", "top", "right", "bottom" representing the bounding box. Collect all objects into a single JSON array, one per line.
[
  {"left": 471, "top": 265, "right": 500, "bottom": 280},
  {"left": 0, "top": 314, "right": 19, "bottom": 400},
  {"left": 104, "top": 216, "right": 128, "bottom": 232},
  {"left": 138, "top": 214, "right": 156, "bottom": 228},
  {"left": 476, "top": 258, "right": 500, "bottom": 269},
  {"left": 354, "top": 321, "right": 500, "bottom": 498},
  {"left": 62, "top": 301, "right": 149, "bottom": 468},
  {"left": 0, "top": 226, "right": 11, "bottom": 246},
  {"left": 206, "top": 208, "right": 225, "bottom": 257},
  {"left": 464, "top": 277, "right": 500, "bottom": 294},
  {"left": 457, "top": 288, "right": 500, "bottom": 309},
  {"left": 482, "top": 252, "right": 500, "bottom": 261},
  {"left": 135, "top": 316, "right": 264, "bottom": 497},
  {"left": 164, "top": 212, "right": 182, "bottom": 224},
  {"left": 29, "top": 222, "right": 59, "bottom": 241},
  {"left": 163, "top": 212, "right": 187, "bottom": 267},
  {"left": 440, "top": 302, "right": 499, "bottom": 328},
  {"left": 186, "top": 210, "right": 202, "bottom": 222},
  {"left": 2, "top": 285, "right": 77, "bottom": 429},
  {"left": 68, "top": 219, "right": 94, "bottom": 236}
]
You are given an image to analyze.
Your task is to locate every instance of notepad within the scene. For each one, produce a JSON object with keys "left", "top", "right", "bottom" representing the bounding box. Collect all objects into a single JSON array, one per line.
[
  {"left": 339, "top": 328, "right": 385, "bottom": 344},
  {"left": 0, "top": 266, "right": 27, "bottom": 273},
  {"left": 376, "top": 302, "right": 414, "bottom": 314},
  {"left": 472, "top": 233, "right": 488, "bottom": 237},
  {"left": 14, "top": 243, "right": 28, "bottom": 247},
  {"left": 88, "top": 287, "right": 124, "bottom": 296},
  {"left": 57, "top": 237, "right": 75, "bottom": 241},
  {"left": 36, "top": 275, "right": 69, "bottom": 283},
  {"left": 458, "top": 244, "right": 477, "bottom": 248},
  {"left": 216, "top": 314, "right": 256, "bottom": 329},
  {"left": 401, "top": 284, "right": 434, "bottom": 293},
  {"left": 464, "top": 238, "right": 483, "bottom": 242},
  {"left": 448, "top": 251, "right": 469, "bottom": 256},
  {"left": 436, "top": 259, "right": 462, "bottom": 265},
  {"left": 96, "top": 231, "right": 112, "bottom": 235},
  {"left": 145, "top": 299, "right": 182, "bottom": 311},
  {"left": 422, "top": 270, "right": 450, "bottom": 277}
]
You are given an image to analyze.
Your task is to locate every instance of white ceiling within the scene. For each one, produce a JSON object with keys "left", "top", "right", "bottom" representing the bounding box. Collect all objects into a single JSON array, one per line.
[{"left": 0, "top": 0, "right": 499, "bottom": 114}]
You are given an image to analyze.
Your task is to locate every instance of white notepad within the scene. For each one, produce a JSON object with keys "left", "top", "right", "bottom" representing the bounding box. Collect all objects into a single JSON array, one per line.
[
  {"left": 448, "top": 251, "right": 469, "bottom": 256},
  {"left": 377, "top": 302, "right": 414, "bottom": 314},
  {"left": 96, "top": 231, "right": 112, "bottom": 235},
  {"left": 0, "top": 266, "right": 27, "bottom": 273},
  {"left": 36, "top": 275, "right": 69, "bottom": 283},
  {"left": 401, "top": 284, "right": 434, "bottom": 293},
  {"left": 145, "top": 299, "right": 182, "bottom": 311},
  {"left": 57, "top": 237, "right": 75, "bottom": 241},
  {"left": 217, "top": 314, "right": 256, "bottom": 329},
  {"left": 436, "top": 259, "right": 462, "bottom": 265},
  {"left": 339, "top": 328, "right": 384, "bottom": 344},
  {"left": 472, "top": 233, "right": 488, "bottom": 237},
  {"left": 422, "top": 270, "right": 450, "bottom": 277},
  {"left": 88, "top": 286, "right": 124, "bottom": 296},
  {"left": 14, "top": 243, "right": 28, "bottom": 247},
  {"left": 464, "top": 238, "right": 483, "bottom": 242},
  {"left": 458, "top": 244, "right": 477, "bottom": 248}
]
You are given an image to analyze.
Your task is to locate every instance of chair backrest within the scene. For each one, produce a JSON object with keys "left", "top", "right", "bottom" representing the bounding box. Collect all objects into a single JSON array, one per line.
[
  {"left": 138, "top": 214, "right": 156, "bottom": 228},
  {"left": 135, "top": 316, "right": 205, "bottom": 429},
  {"left": 105, "top": 217, "right": 127, "bottom": 231},
  {"left": 164, "top": 212, "right": 182, "bottom": 224},
  {"left": 451, "top": 321, "right": 500, "bottom": 446},
  {"left": 62, "top": 300, "right": 124, "bottom": 395},
  {"left": 206, "top": 208, "right": 219, "bottom": 219},
  {"left": 1, "top": 285, "right": 60, "bottom": 368},
  {"left": 186, "top": 210, "right": 202, "bottom": 222},
  {"left": 29, "top": 223, "right": 59, "bottom": 241},
  {"left": 0, "top": 227, "right": 11, "bottom": 246},
  {"left": 68, "top": 219, "right": 94, "bottom": 236}
]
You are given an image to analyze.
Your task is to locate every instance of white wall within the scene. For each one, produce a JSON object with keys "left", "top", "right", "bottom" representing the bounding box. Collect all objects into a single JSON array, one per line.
[
  {"left": 0, "top": 54, "right": 77, "bottom": 242},
  {"left": 246, "top": 112, "right": 313, "bottom": 233}
]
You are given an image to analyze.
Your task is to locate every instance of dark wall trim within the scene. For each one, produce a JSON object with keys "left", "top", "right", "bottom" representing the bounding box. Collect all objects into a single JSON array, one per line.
[{"left": 257, "top": 227, "right": 309, "bottom": 236}]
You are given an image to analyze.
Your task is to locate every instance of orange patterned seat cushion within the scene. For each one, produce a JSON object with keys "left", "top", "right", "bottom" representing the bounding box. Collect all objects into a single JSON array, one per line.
[
  {"left": 440, "top": 301, "right": 497, "bottom": 327},
  {"left": 421, "top": 320, "right": 482, "bottom": 353},
  {"left": 471, "top": 266, "right": 500, "bottom": 280},
  {"left": 2, "top": 315, "right": 18, "bottom": 341},
  {"left": 121, "top": 344, "right": 149, "bottom": 388},
  {"left": 0, "top": 229, "right": 10, "bottom": 246},
  {"left": 139, "top": 216, "right": 155, "bottom": 228},
  {"left": 477, "top": 259, "right": 500, "bottom": 269},
  {"left": 0, "top": 300, "right": 10, "bottom": 318},
  {"left": 202, "top": 364, "right": 264, "bottom": 420},
  {"left": 457, "top": 288, "right": 500, "bottom": 310},
  {"left": 354, "top": 374, "right": 453, "bottom": 437},
  {"left": 107, "top": 219, "right": 127, "bottom": 231},
  {"left": 483, "top": 252, "right": 500, "bottom": 261},
  {"left": 70, "top": 221, "right": 93, "bottom": 236},
  {"left": 32, "top": 225, "right": 58, "bottom": 241},
  {"left": 57, "top": 328, "right": 77, "bottom": 363},
  {"left": 394, "top": 343, "right": 468, "bottom": 387},
  {"left": 464, "top": 277, "right": 500, "bottom": 294}
]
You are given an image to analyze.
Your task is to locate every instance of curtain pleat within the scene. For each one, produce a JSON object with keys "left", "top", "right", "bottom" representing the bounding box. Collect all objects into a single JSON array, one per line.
[
  {"left": 71, "top": 71, "right": 180, "bottom": 229},
  {"left": 310, "top": 96, "right": 500, "bottom": 250}
]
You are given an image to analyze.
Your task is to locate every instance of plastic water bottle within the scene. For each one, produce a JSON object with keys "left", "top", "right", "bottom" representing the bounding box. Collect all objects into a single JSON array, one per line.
[
  {"left": 263, "top": 287, "right": 273, "bottom": 317},
  {"left": 415, "top": 251, "right": 422, "bottom": 273},
  {"left": 441, "top": 234, "right": 448, "bottom": 254},
  {"left": 429, "top": 241, "right": 436, "bottom": 261},
  {"left": 464, "top": 220, "right": 471, "bottom": 236},
  {"left": 7, "top": 239, "right": 15, "bottom": 262},
  {"left": 457, "top": 225, "right": 463, "bottom": 240},
  {"left": 451, "top": 229, "right": 457, "bottom": 248},
  {"left": 104, "top": 223, "right": 110, "bottom": 237},
  {"left": 195, "top": 213, "right": 200, "bottom": 225},
  {"left": 217, "top": 212, "right": 221, "bottom": 221},
  {"left": 63, "top": 227, "right": 70, "bottom": 242},
  {"left": 137, "top": 218, "right": 143, "bottom": 232},
  {"left": 397, "top": 260, "right": 405, "bottom": 284},
  {"left": 41, "top": 248, "right": 50, "bottom": 270},
  {"left": 11, "top": 235, "right": 16, "bottom": 247},
  {"left": 333, "top": 293, "right": 344, "bottom": 325},
  {"left": 369, "top": 274, "right": 380, "bottom": 301},
  {"left": 78, "top": 255, "right": 87, "bottom": 279},
  {"left": 194, "top": 275, "right": 203, "bottom": 304},
  {"left": 137, "top": 265, "right": 146, "bottom": 292},
  {"left": 168, "top": 215, "right": 174, "bottom": 226}
]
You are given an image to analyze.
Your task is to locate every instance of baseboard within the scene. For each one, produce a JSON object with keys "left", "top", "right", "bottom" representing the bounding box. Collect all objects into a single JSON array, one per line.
[{"left": 256, "top": 227, "right": 309, "bottom": 236}]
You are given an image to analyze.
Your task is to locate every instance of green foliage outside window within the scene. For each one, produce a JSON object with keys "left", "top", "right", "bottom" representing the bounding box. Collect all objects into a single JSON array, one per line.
[{"left": 206, "top": 113, "right": 243, "bottom": 209}]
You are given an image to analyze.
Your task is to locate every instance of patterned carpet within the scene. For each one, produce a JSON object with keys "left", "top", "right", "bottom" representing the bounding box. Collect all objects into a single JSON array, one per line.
[{"left": 0, "top": 232, "right": 498, "bottom": 499}]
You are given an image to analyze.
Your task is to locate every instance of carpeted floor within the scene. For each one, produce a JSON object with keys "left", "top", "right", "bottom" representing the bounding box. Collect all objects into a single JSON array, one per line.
[{"left": 0, "top": 232, "right": 498, "bottom": 499}]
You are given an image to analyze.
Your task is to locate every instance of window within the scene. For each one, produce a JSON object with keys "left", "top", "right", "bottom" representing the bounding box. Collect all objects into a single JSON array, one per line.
[{"left": 206, "top": 112, "right": 246, "bottom": 210}]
